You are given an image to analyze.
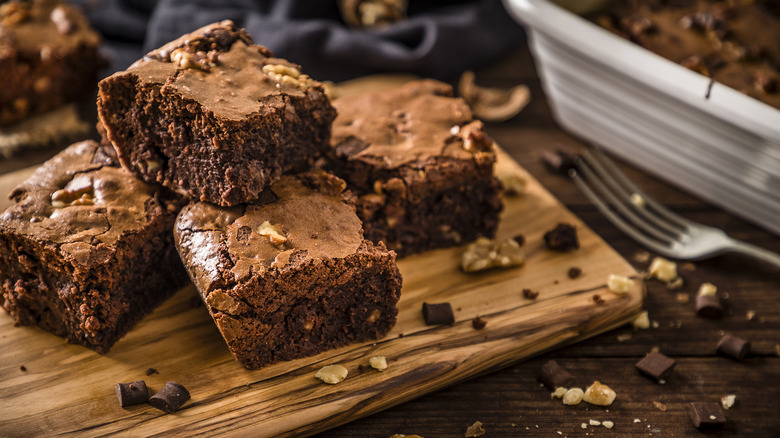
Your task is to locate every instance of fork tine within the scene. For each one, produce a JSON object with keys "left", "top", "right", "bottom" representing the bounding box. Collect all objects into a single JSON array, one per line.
[
  {"left": 575, "top": 156, "right": 682, "bottom": 244},
  {"left": 588, "top": 148, "right": 693, "bottom": 231},
  {"left": 569, "top": 164, "right": 672, "bottom": 256}
]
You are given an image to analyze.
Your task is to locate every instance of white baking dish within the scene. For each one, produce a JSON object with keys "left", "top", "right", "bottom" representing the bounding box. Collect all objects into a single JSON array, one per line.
[{"left": 504, "top": 0, "right": 780, "bottom": 235}]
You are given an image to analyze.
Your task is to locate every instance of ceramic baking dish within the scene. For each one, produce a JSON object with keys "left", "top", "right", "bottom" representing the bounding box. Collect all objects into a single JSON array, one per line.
[{"left": 504, "top": 0, "right": 780, "bottom": 235}]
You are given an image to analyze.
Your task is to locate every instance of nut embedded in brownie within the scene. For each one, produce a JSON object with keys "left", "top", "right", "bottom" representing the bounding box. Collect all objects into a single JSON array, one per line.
[
  {"left": 0, "top": 140, "right": 189, "bottom": 353},
  {"left": 0, "top": 0, "right": 104, "bottom": 126},
  {"left": 97, "top": 20, "right": 337, "bottom": 207},
  {"left": 324, "top": 79, "right": 503, "bottom": 257},
  {"left": 174, "top": 170, "right": 403, "bottom": 369}
]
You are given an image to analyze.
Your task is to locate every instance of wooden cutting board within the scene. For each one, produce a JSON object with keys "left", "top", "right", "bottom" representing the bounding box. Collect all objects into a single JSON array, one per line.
[{"left": 0, "top": 147, "right": 643, "bottom": 437}]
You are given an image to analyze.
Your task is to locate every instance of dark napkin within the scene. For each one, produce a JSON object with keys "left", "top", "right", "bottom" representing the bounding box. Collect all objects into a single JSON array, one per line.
[{"left": 76, "top": 0, "right": 525, "bottom": 82}]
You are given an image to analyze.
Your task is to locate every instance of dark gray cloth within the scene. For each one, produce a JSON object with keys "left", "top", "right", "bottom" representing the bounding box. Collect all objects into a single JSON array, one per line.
[{"left": 77, "top": 0, "right": 525, "bottom": 82}]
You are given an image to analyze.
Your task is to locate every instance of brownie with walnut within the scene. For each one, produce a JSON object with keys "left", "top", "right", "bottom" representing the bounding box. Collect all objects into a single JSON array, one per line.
[
  {"left": 0, "top": 0, "right": 103, "bottom": 126},
  {"left": 324, "top": 79, "right": 503, "bottom": 257},
  {"left": 0, "top": 140, "right": 189, "bottom": 353},
  {"left": 174, "top": 171, "right": 402, "bottom": 369},
  {"left": 97, "top": 20, "right": 337, "bottom": 207}
]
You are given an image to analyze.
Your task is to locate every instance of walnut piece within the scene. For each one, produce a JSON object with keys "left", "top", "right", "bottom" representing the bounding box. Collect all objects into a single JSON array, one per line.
[
  {"left": 551, "top": 387, "right": 567, "bottom": 399},
  {"left": 562, "top": 387, "right": 584, "bottom": 405},
  {"left": 583, "top": 381, "right": 616, "bottom": 406},
  {"left": 51, "top": 187, "right": 94, "bottom": 208},
  {"left": 607, "top": 274, "right": 634, "bottom": 295},
  {"left": 649, "top": 257, "right": 678, "bottom": 283},
  {"left": 339, "top": 0, "right": 408, "bottom": 29},
  {"left": 460, "top": 237, "right": 525, "bottom": 273},
  {"left": 499, "top": 173, "right": 527, "bottom": 196},
  {"left": 458, "top": 70, "right": 530, "bottom": 123},
  {"left": 369, "top": 356, "right": 387, "bottom": 371},
  {"left": 263, "top": 64, "right": 313, "bottom": 89},
  {"left": 698, "top": 282, "right": 718, "bottom": 296},
  {"left": 464, "top": 421, "right": 485, "bottom": 438},
  {"left": 257, "top": 220, "right": 287, "bottom": 246},
  {"left": 315, "top": 364, "right": 348, "bottom": 384},
  {"left": 721, "top": 394, "right": 736, "bottom": 410},
  {"left": 170, "top": 48, "right": 219, "bottom": 72},
  {"left": 632, "top": 310, "right": 650, "bottom": 329}
]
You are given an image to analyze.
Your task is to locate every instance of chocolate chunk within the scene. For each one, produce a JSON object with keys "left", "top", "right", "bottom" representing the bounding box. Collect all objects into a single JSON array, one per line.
[
  {"left": 689, "top": 402, "right": 726, "bottom": 429},
  {"left": 635, "top": 351, "right": 676, "bottom": 382},
  {"left": 115, "top": 381, "right": 149, "bottom": 408},
  {"left": 538, "top": 360, "right": 576, "bottom": 390},
  {"left": 717, "top": 334, "right": 751, "bottom": 360},
  {"left": 472, "top": 316, "right": 487, "bottom": 330},
  {"left": 696, "top": 294, "right": 723, "bottom": 319},
  {"left": 149, "top": 381, "right": 190, "bottom": 414},
  {"left": 145, "top": 368, "right": 158, "bottom": 376},
  {"left": 541, "top": 150, "right": 577, "bottom": 176},
  {"left": 422, "top": 302, "right": 455, "bottom": 326},
  {"left": 544, "top": 223, "right": 579, "bottom": 252},
  {"left": 567, "top": 267, "right": 582, "bottom": 279}
]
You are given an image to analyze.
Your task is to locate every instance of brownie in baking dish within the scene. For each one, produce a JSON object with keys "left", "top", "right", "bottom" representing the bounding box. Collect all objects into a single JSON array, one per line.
[
  {"left": 174, "top": 171, "right": 402, "bottom": 369},
  {"left": 0, "top": 0, "right": 103, "bottom": 126},
  {"left": 325, "top": 79, "right": 503, "bottom": 257},
  {"left": 593, "top": 0, "right": 780, "bottom": 109},
  {"left": 0, "top": 140, "right": 189, "bottom": 353},
  {"left": 97, "top": 20, "right": 337, "bottom": 207}
]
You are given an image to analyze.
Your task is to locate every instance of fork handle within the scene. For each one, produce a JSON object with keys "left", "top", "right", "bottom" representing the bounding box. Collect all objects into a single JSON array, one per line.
[{"left": 729, "top": 240, "right": 780, "bottom": 269}]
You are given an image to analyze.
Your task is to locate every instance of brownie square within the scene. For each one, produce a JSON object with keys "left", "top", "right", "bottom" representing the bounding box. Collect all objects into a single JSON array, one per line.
[
  {"left": 0, "top": 140, "right": 189, "bottom": 353},
  {"left": 324, "top": 79, "right": 503, "bottom": 257},
  {"left": 97, "top": 20, "right": 337, "bottom": 207},
  {"left": 0, "top": 0, "right": 103, "bottom": 126},
  {"left": 174, "top": 171, "right": 402, "bottom": 369}
]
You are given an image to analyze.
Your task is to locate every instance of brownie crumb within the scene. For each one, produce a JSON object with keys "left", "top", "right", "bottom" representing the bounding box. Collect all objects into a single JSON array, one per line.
[
  {"left": 19, "top": 365, "right": 26, "bottom": 372},
  {"left": 592, "top": 294, "right": 605, "bottom": 305},
  {"left": 544, "top": 223, "right": 579, "bottom": 252},
  {"left": 523, "top": 288, "right": 539, "bottom": 300},
  {"left": 472, "top": 316, "right": 487, "bottom": 330},
  {"left": 512, "top": 234, "right": 525, "bottom": 246},
  {"left": 145, "top": 368, "right": 159, "bottom": 376},
  {"left": 567, "top": 267, "right": 582, "bottom": 279}
]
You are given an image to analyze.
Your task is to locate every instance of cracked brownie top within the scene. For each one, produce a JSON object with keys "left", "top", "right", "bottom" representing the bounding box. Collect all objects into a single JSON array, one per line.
[{"left": 1, "top": 140, "right": 169, "bottom": 268}]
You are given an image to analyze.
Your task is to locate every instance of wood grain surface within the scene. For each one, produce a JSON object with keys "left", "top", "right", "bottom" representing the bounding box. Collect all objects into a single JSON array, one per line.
[{"left": 0, "top": 146, "right": 643, "bottom": 437}]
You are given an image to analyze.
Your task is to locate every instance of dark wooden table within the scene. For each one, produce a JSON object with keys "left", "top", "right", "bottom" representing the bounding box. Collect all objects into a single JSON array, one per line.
[{"left": 2, "top": 43, "right": 778, "bottom": 437}]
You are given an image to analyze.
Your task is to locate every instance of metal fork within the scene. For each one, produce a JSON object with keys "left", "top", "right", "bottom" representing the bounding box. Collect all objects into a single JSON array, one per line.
[{"left": 569, "top": 148, "right": 780, "bottom": 268}]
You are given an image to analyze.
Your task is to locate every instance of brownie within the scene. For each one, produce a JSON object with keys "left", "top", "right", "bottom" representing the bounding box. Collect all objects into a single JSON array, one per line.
[
  {"left": 97, "top": 20, "right": 337, "bottom": 207},
  {"left": 174, "top": 171, "right": 402, "bottom": 369},
  {"left": 0, "top": 0, "right": 103, "bottom": 126},
  {"left": 0, "top": 140, "right": 189, "bottom": 353},
  {"left": 324, "top": 79, "right": 503, "bottom": 257},
  {"left": 593, "top": 0, "right": 780, "bottom": 109}
]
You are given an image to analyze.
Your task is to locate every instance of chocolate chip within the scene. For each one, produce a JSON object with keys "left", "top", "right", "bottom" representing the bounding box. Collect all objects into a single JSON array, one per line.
[
  {"left": 544, "top": 223, "right": 579, "bottom": 252},
  {"left": 149, "top": 381, "right": 190, "bottom": 414},
  {"left": 538, "top": 360, "right": 576, "bottom": 390},
  {"left": 145, "top": 368, "right": 159, "bottom": 376},
  {"left": 567, "top": 267, "right": 582, "bottom": 279},
  {"left": 472, "top": 316, "right": 487, "bottom": 330},
  {"left": 422, "top": 302, "right": 455, "bottom": 326},
  {"left": 696, "top": 294, "right": 723, "bottom": 319},
  {"left": 116, "top": 381, "right": 149, "bottom": 407},
  {"left": 717, "top": 334, "right": 750, "bottom": 360},
  {"left": 690, "top": 402, "right": 726, "bottom": 429},
  {"left": 635, "top": 351, "right": 676, "bottom": 382}
]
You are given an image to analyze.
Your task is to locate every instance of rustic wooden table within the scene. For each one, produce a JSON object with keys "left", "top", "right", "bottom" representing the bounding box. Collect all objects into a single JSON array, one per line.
[{"left": 1, "top": 43, "right": 778, "bottom": 437}]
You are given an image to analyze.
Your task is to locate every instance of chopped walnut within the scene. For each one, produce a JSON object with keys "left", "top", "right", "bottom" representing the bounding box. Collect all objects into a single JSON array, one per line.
[
  {"left": 458, "top": 70, "right": 530, "bottom": 123},
  {"left": 632, "top": 310, "right": 650, "bottom": 329},
  {"left": 257, "top": 220, "right": 287, "bottom": 246},
  {"left": 653, "top": 401, "right": 668, "bottom": 411},
  {"left": 263, "top": 63, "right": 313, "bottom": 89},
  {"left": 551, "top": 387, "right": 567, "bottom": 399},
  {"left": 583, "top": 381, "right": 616, "bottom": 406},
  {"left": 169, "top": 48, "right": 219, "bottom": 72},
  {"left": 315, "top": 364, "right": 348, "bottom": 384},
  {"left": 602, "top": 420, "right": 614, "bottom": 429},
  {"left": 51, "top": 187, "right": 94, "bottom": 208},
  {"left": 369, "top": 356, "right": 387, "bottom": 371},
  {"left": 460, "top": 122, "right": 494, "bottom": 153},
  {"left": 464, "top": 421, "right": 485, "bottom": 438},
  {"left": 339, "top": 0, "right": 408, "bottom": 29},
  {"left": 607, "top": 274, "right": 634, "bottom": 295},
  {"left": 461, "top": 237, "right": 525, "bottom": 273},
  {"left": 698, "top": 282, "right": 718, "bottom": 296},
  {"left": 562, "top": 388, "right": 584, "bottom": 405},
  {"left": 648, "top": 257, "right": 678, "bottom": 283},
  {"left": 721, "top": 394, "right": 736, "bottom": 410},
  {"left": 499, "top": 173, "right": 527, "bottom": 196}
]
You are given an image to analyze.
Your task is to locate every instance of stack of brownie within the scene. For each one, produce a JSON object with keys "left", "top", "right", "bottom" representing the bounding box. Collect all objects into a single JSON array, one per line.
[{"left": 1, "top": 18, "right": 505, "bottom": 368}]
